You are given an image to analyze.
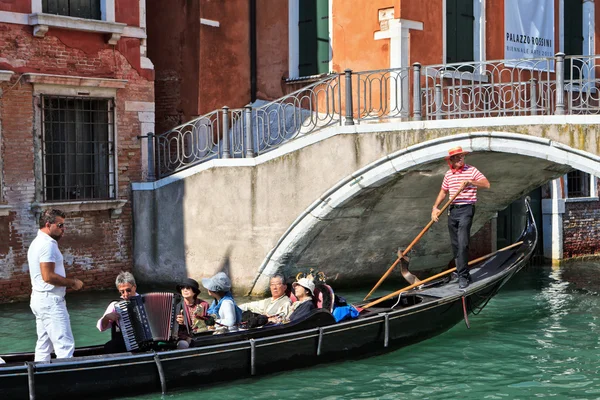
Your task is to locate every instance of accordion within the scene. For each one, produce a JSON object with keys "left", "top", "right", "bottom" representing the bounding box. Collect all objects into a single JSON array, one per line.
[{"left": 115, "top": 292, "right": 180, "bottom": 351}]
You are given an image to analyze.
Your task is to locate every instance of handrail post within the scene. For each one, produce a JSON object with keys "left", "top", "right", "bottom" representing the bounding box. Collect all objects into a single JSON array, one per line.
[
  {"left": 435, "top": 84, "right": 442, "bottom": 120},
  {"left": 412, "top": 63, "right": 422, "bottom": 121},
  {"left": 244, "top": 106, "right": 255, "bottom": 158},
  {"left": 221, "top": 106, "right": 231, "bottom": 158},
  {"left": 344, "top": 69, "right": 355, "bottom": 125},
  {"left": 530, "top": 78, "right": 538, "bottom": 116},
  {"left": 554, "top": 52, "right": 565, "bottom": 115},
  {"left": 146, "top": 132, "right": 156, "bottom": 181}
]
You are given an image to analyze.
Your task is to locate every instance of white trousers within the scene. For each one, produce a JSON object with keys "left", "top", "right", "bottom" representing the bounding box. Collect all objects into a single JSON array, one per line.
[{"left": 30, "top": 291, "right": 75, "bottom": 362}]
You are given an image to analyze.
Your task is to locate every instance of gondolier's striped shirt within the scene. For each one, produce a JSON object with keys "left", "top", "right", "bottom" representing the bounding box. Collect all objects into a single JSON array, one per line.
[{"left": 442, "top": 164, "right": 486, "bottom": 204}]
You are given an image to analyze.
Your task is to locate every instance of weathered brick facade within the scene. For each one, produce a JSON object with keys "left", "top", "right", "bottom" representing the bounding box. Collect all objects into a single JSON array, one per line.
[
  {"left": 0, "top": 2, "right": 154, "bottom": 302},
  {"left": 563, "top": 180, "right": 600, "bottom": 258}
]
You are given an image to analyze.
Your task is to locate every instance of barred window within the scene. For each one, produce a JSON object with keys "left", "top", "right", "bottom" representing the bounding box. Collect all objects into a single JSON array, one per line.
[
  {"left": 567, "top": 170, "right": 590, "bottom": 198},
  {"left": 42, "top": 0, "right": 101, "bottom": 20},
  {"left": 42, "top": 96, "right": 116, "bottom": 202}
]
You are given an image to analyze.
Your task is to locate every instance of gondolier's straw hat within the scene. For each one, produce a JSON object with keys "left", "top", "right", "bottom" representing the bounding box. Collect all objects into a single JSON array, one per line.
[
  {"left": 293, "top": 278, "right": 315, "bottom": 296},
  {"left": 445, "top": 146, "right": 469, "bottom": 159}
]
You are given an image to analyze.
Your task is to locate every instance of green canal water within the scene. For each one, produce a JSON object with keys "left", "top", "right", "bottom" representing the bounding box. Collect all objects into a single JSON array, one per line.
[{"left": 2, "top": 262, "right": 600, "bottom": 400}]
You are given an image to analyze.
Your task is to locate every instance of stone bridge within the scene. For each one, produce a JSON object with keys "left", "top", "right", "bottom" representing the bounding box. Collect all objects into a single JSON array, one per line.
[{"left": 132, "top": 114, "right": 600, "bottom": 295}]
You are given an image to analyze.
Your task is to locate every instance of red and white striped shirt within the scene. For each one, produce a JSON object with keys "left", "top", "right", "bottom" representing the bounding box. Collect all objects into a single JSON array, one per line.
[{"left": 441, "top": 165, "right": 486, "bottom": 204}]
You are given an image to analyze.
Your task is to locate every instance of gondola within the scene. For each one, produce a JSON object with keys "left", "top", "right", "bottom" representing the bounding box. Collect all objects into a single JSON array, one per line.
[{"left": 0, "top": 199, "right": 537, "bottom": 400}]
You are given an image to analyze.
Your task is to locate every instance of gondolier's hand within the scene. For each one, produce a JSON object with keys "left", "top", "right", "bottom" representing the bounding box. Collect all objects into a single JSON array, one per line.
[{"left": 431, "top": 206, "right": 441, "bottom": 222}]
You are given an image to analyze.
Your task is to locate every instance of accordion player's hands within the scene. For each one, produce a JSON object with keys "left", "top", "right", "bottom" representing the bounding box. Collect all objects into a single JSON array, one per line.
[{"left": 106, "top": 311, "right": 120, "bottom": 322}]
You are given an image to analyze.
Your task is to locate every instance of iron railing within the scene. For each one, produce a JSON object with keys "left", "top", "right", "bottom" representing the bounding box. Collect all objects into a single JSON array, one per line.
[{"left": 151, "top": 53, "right": 600, "bottom": 179}]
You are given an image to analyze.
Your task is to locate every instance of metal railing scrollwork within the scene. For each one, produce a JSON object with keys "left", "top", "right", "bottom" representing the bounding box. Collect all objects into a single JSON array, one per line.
[{"left": 152, "top": 53, "right": 600, "bottom": 179}]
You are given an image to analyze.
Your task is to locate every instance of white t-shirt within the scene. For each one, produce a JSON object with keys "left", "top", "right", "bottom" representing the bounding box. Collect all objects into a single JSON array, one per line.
[{"left": 28, "top": 230, "right": 66, "bottom": 297}]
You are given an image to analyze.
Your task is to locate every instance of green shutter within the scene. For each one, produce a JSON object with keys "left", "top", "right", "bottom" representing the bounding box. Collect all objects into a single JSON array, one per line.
[
  {"left": 446, "top": 0, "right": 457, "bottom": 63},
  {"left": 316, "top": 0, "right": 330, "bottom": 74},
  {"left": 43, "top": 0, "right": 101, "bottom": 20},
  {"left": 43, "top": 0, "right": 69, "bottom": 16},
  {"left": 456, "top": 0, "right": 474, "bottom": 63},
  {"left": 446, "top": 0, "right": 473, "bottom": 64},
  {"left": 564, "top": 0, "right": 583, "bottom": 80},
  {"left": 299, "top": 0, "right": 330, "bottom": 76}
]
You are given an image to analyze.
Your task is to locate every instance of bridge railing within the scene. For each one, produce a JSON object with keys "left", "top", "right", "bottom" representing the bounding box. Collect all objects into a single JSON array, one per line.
[
  {"left": 155, "top": 74, "right": 341, "bottom": 178},
  {"left": 151, "top": 53, "right": 600, "bottom": 179}
]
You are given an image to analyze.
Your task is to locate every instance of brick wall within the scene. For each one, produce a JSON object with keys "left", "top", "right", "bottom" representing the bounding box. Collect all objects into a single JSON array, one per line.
[
  {"left": 563, "top": 200, "right": 600, "bottom": 258},
  {"left": 0, "top": 23, "right": 153, "bottom": 302}
]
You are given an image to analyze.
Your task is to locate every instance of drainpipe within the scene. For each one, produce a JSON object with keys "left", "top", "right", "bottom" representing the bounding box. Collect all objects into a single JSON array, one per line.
[{"left": 250, "top": 0, "right": 257, "bottom": 103}]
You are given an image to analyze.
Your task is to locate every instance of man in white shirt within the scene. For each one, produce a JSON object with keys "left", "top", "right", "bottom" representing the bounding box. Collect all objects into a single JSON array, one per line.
[
  {"left": 239, "top": 274, "right": 291, "bottom": 322},
  {"left": 28, "top": 209, "right": 84, "bottom": 362}
]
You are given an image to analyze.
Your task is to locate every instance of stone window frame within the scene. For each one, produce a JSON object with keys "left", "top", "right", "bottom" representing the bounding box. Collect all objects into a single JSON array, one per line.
[
  {"left": 25, "top": 73, "right": 128, "bottom": 218},
  {"left": 30, "top": 0, "right": 126, "bottom": 45},
  {"left": 0, "top": 71, "right": 15, "bottom": 216},
  {"left": 564, "top": 171, "right": 599, "bottom": 202}
]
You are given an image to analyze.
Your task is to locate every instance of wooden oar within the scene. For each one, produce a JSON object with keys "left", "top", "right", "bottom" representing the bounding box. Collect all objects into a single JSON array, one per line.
[
  {"left": 363, "top": 186, "right": 466, "bottom": 301},
  {"left": 359, "top": 241, "right": 524, "bottom": 310}
]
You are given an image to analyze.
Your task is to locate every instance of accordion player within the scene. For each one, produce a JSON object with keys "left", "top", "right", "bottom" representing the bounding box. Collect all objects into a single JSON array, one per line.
[{"left": 115, "top": 292, "right": 181, "bottom": 351}]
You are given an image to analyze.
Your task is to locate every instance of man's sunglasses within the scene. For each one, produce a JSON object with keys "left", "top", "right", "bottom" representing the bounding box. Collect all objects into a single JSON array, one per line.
[{"left": 119, "top": 288, "right": 132, "bottom": 294}]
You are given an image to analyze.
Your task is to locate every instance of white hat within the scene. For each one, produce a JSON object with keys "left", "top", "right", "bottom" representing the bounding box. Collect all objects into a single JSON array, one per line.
[
  {"left": 202, "top": 272, "right": 232, "bottom": 292},
  {"left": 292, "top": 278, "right": 315, "bottom": 296}
]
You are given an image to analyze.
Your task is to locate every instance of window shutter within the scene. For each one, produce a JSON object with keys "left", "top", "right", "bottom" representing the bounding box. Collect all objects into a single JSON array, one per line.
[
  {"left": 43, "top": 0, "right": 101, "bottom": 20},
  {"left": 315, "top": 0, "right": 330, "bottom": 74},
  {"left": 299, "top": 0, "right": 318, "bottom": 76},
  {"left": 446, "top": 0, "right": 474, "bottom": 64},
  {"left": 563, "top": 0, "right": 583, "bottom": 80},
  {"left": 446, "top": 0, "right": 457, "bottom": 63},
  {"left": 43, "top": 0, "right": 69, "bottom": 15},
  {"left": 299, "top": 0, "right": 330, "bottom": 76},
  {"left": 456, "top": 0, "right": 474, "bottom": 63}
]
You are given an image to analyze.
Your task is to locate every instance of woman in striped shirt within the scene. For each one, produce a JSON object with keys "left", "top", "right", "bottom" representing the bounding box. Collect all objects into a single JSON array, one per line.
[{"left": 431, "top": 146, "right": 490, "bottom": 289}]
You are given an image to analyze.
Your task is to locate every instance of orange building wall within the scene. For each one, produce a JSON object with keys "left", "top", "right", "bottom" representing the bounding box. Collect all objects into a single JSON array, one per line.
[
  {"left": 400, "top": 0, "right": 443, "bottom": 65},
  {"left": 256, "top": 0, "right": 289, "bottom": 100},
  {"left": 199, "top": 0, "right": 251, "bottom": 114},
  {"left": 147, "top": 0, "right": 201, "bottom": 132},
  {"left": 331, "top": 0, "right": 392, "bottom": 73}
]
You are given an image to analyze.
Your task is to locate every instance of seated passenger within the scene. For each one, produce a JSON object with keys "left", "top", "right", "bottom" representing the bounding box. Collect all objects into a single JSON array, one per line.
[
  {"left": 239, "top": 274, "right": 291, "bottom": 324},
  {"left": 96, "top": 271, "right": 140, "bottom": 353},
  {"left": 286, "top": 278, "right": 316, "bottom": 323},
  {"left": 175, "top": 278, "right": 210, "bottom": 348},
  {"left": 202, "top": 272, "right": 242, "bottom": 333}
]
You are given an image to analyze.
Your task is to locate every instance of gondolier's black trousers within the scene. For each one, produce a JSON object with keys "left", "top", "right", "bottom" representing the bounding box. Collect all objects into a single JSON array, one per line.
[{"left": 448, "top": 204, "right": 475, "bottom": 278}]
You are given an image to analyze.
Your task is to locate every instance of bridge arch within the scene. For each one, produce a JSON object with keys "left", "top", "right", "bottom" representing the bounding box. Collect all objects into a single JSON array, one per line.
[{"left": 250, "top": 132, "right": 600, "bottom": 294}]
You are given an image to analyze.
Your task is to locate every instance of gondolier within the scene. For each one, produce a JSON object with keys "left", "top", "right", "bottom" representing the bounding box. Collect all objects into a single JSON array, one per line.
[{"left": 431, "top": 146, "right": 490, "bottom": 289}]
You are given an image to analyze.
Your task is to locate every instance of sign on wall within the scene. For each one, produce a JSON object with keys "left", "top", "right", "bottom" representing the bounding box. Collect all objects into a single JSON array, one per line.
[{"left": 505, "top": 0, "right": 554, "bottom": 70}]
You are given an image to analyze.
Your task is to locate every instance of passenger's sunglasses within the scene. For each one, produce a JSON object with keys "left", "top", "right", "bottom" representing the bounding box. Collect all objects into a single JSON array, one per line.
[{"left": 56, "top": 223, "right": 65, "bottom": 228}]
